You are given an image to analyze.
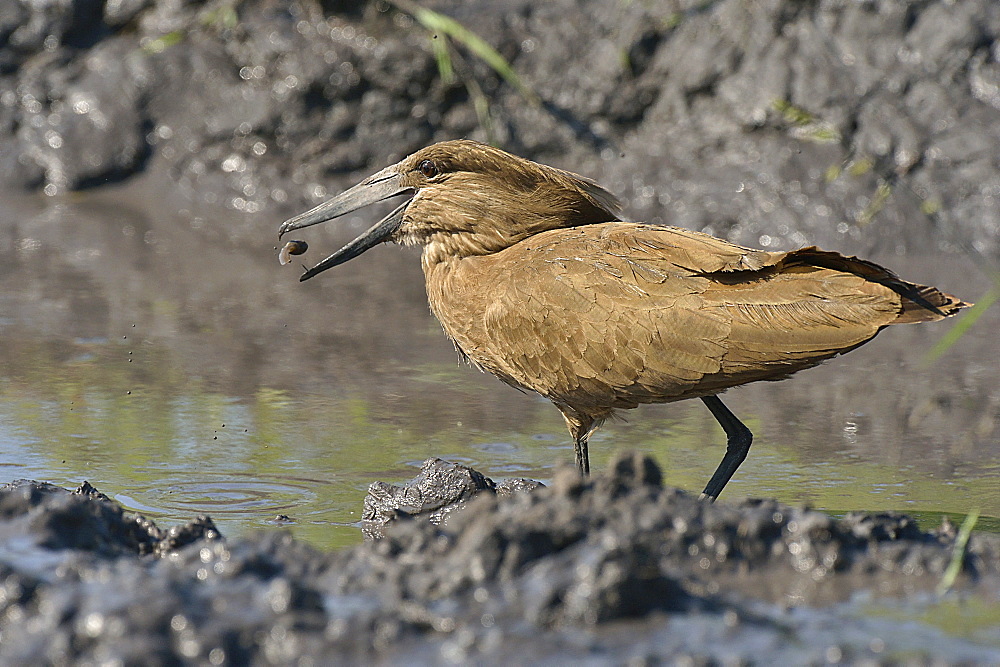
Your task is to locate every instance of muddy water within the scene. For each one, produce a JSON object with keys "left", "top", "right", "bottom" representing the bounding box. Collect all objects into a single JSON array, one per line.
[{"left": 1, "top": 179, "right": 997, "bottom": 551}]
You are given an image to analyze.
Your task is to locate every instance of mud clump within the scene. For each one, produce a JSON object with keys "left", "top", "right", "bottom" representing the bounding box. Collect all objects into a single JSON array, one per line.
[
  {"left": 362, "top": 457, "right": 542, "bottom": 539},
  {"left": 0, "top": 479, "right": 220, "bottom": 558},
  {"left": 0, "top": 454, "right": 998, "bottom": 664}
]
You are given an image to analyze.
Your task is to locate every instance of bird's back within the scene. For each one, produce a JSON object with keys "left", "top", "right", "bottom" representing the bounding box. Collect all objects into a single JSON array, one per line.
[{"left": 424, "top": 223, "right": 966, "bottom": 421}]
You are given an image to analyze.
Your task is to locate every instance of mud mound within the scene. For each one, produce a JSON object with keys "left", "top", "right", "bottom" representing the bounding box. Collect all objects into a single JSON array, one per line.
[{"left": 1, "top": 454, "right": 997, "bottom": 663}]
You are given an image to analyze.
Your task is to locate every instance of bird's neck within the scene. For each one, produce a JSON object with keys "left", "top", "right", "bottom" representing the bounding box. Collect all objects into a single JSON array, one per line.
[{"left": 418, "top": 233, "right": 497, "bottom": 269}]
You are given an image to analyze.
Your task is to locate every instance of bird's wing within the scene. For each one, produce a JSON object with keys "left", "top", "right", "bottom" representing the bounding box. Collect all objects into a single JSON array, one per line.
[
  {"left": 447, "top": 224, "right": 730, "bottom": 410},
  {"left": 572, "top": 225, "right": 908, "bottom": 375},
  {"left": 439, "top": 223, "right": 921, "bottom": 413}
]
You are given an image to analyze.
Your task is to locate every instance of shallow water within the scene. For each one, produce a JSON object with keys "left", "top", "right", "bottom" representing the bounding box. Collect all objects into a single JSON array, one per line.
[{"left": 1, "top": 180, "right": 997, "bottom": 551}]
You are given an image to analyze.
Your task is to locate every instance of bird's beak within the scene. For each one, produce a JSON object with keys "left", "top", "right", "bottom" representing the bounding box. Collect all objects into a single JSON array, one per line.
[{"left": 277, "top": 166, "right": 413, "bottom": 281}]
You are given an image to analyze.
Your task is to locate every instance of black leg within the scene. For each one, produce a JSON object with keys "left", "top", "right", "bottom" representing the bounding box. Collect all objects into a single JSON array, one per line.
[
  {"left": 574, "top": 432, "right": 590, "bottom": 476},
  {"left": 563, "top": 412, "right": 594, "bottom": 476},
  {"left": 700, "top": 395, "right": 753, "bottom": 501}
]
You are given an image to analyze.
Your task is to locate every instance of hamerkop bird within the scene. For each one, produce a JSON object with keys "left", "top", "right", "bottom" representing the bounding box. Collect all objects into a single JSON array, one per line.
[{"left": 278, "top": 140, "right": 969, "bottom": 499}]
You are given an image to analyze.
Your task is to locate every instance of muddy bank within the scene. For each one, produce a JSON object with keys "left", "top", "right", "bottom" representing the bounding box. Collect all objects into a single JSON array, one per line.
[
  {"left": 3, "top": 0, "right": 1000, "bottom": 256},
  {"left": 1, "top": 455, "right": 997, "bottom": 664}
]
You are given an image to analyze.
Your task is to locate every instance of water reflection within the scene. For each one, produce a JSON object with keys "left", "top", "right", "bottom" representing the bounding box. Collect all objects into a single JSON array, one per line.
[{"left": 1, "top": 181, "right": 997, "bottom": 550}]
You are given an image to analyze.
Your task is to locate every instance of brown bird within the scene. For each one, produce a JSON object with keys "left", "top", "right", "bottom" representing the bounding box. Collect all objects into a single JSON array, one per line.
[{"left": 278, "top": 140, "right": 970, "bottom": 499}]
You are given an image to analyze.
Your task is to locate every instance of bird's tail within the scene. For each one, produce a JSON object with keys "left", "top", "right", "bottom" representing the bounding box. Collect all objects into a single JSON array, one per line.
[{"left": 784, "top": 247, "right": 972, "bottom": 324}]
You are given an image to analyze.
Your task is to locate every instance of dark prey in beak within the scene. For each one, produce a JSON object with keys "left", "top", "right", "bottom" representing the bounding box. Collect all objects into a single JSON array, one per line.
[
  {"left": 278, "top": 166, "right": 413, "bottom": 281},
  {"left": 275, "top": 139, "right": 970, "bottom": 500}
]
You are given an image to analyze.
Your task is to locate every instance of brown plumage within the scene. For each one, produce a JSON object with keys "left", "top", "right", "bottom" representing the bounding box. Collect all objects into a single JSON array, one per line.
[{"left": 278, "top": 140, "right": 970, "bottom": 499}]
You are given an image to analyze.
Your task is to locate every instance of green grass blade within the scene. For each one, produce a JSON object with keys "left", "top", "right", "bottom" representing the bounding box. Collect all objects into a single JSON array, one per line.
[
  {"left": 857, "top": 182, "right": 892, "bottom": 225},
  {"left": 429, "top": 34, "right": 455, "bottom": 84},
  {"left": 462, "top": 72, "right": 496, "bottom": 145},
  {"left": 392, "top": 0, "right": 539, "bottom": 105},
  {"left": 923, "top": 284, "right": 999, "bottom": 365},
  {"left": 142, "top": 30, "right": 184, "bottom": 55},
  {"left": 937, "top": 509, "right": 979, "bottom": 595}
]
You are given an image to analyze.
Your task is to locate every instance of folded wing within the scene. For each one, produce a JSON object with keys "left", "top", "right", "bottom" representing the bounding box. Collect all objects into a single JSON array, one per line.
[{"left": 431, "top": 223, "right": 969, "bottom": 415}]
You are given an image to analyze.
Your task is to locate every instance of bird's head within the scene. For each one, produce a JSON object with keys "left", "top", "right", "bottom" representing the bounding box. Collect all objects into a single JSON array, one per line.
[{"left": 277, "top": 140, "right": 621, "bottom": 280}]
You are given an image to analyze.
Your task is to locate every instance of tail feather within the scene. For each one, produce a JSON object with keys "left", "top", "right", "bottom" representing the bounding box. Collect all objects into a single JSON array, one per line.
[
  {"left": 893, "top": 283, "right": 970, "bottom": 323},
  {"left": 783, "top": 247, "right": 972, "bottom": 324}
]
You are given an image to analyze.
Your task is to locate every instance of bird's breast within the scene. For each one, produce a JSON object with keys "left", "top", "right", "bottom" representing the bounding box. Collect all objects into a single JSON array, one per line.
[{"left": 422, "top": 252, "right": 493, "bottom": 359}]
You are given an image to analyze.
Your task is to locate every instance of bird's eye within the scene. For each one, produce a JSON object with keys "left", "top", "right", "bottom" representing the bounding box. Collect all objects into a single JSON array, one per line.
[{"left": 418, "top": 160, "right": 439, "bottom": 178}]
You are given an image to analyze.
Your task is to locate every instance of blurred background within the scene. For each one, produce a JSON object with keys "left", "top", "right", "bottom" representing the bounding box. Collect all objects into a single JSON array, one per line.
[{"left": 1, "top": 0, "right": 998, "bottom": 549}]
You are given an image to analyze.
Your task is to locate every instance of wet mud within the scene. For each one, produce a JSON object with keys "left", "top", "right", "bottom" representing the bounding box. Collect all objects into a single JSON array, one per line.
[{"left": 1, "top": 455, "right": 998, "bottom": 664}]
